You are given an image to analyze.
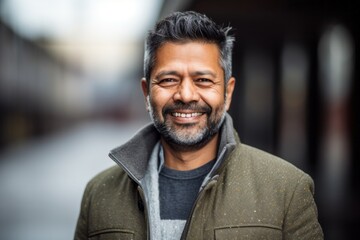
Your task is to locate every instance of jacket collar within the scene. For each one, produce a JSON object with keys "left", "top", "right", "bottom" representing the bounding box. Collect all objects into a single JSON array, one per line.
[{"left": 109, "top": 113, "right": 239, "bottom": 182}]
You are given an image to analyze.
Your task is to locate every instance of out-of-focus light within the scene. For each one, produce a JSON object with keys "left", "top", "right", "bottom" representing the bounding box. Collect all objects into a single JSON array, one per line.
[
  {"left": 319, "top": 24, "right": 354, "bottom": 103},
  {"left": 318, "top": 24, "right": 353, "bottom": 209},
  {"left": 0, "top": 0, "right": 163, "bottom": 41}
]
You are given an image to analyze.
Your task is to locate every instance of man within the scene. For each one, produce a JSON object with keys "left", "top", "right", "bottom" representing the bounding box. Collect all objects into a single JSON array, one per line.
[{"left": 74, "top": 11, "right": 323, "bottom": 239}]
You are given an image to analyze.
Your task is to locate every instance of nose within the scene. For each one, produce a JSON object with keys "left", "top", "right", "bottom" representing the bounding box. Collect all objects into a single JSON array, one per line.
[{"left": 173, "top": 78, "right": 200, "bottom": 103}]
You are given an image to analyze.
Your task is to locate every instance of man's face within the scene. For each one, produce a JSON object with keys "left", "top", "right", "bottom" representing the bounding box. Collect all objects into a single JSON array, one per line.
[{"left": 141, "top": 42, "right": 235, "bottom": 149}]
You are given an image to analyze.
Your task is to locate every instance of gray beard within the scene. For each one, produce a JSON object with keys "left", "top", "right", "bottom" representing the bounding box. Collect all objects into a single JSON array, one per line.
[{"left": 147, "top": 96, "right": 226, "bottom": 151}]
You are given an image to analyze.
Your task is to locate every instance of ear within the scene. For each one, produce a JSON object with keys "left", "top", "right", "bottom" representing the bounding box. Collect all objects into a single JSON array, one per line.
[
  {"left": 225, "top": 77, "right": 235, "bottom": 111},
  {"left": 141, "top": 78, "right": 149, "bottom": 110}
]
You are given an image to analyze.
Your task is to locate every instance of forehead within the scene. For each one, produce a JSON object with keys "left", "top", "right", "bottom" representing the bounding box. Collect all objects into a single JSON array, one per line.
[{"left": 152, "top": 41, "right": 222, "bottom": 74}]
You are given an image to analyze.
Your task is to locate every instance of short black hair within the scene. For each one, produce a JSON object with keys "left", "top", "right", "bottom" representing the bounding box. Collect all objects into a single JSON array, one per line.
[{"left": 144, "top": 11, "right": 234, "bottom": 84}]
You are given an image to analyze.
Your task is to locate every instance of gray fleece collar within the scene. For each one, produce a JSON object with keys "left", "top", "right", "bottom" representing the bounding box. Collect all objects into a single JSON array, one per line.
[
  {"left": 109, "top": 113, "right": 238, "bottom": 182},
  {"left": 109, "top": 122, "right": 159, "bottom": 182}
]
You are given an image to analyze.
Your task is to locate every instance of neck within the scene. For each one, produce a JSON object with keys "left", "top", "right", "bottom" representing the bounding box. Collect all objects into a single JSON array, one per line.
[{"left": 161, "top": 133, "right": 219, "bottom": 171}]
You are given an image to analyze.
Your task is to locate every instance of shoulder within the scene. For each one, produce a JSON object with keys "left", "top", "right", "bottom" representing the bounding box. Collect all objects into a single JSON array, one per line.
[
  {"left": 220, "top": 143, "right": 316, "bottom": 216},
  {"left": 83, "top": 165, "right": 129, "bottom": 196},
  {"left": 225, "top": 143, "right": 314, "bottom": 191},
  {"left": 238, "top": 144, "right": 307, "bottom": 174},
  {"left": 89, "top": 165, "right": 125, "bottom": 183}
]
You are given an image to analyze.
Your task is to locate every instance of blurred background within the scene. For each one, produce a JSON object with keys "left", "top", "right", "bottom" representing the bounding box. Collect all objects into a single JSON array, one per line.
[{"left": 0, "top": 0, "right": 358, "bottom": 239}]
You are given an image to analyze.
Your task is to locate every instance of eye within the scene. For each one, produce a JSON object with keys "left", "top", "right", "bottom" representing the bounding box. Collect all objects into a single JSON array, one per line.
[
  {"left": 195, "top": 78, "right": 214, "bottom": 86},
  {"left": 158, "top": 78, "right": 179, "bottom": 87},
  {"left": 197, "top": 78, "right": 211, "bottom": 82}
]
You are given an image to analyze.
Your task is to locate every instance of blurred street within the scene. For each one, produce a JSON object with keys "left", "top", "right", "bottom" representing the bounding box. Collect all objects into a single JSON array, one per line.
[{"left": 0, "top": 120, "right": 147, "bottom": 240}]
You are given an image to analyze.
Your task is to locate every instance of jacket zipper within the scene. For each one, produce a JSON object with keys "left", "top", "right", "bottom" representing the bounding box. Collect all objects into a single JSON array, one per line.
[
  {"left": 180, "top": 146, "right": 227, "bottom": 239},
  {"left": 180, "top": 175, "right": 218, "bottom": 240},
  {"left": 109, "top": 153, "right": 151, "bottom": 240}
]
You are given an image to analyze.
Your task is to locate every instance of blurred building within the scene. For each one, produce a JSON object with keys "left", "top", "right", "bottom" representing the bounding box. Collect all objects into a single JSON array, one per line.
[{"left": 1, "top": 21, "right": 76, "bottom": 149}]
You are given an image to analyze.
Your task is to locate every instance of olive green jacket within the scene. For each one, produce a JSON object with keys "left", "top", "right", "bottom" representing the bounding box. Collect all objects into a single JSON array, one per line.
[{"left": 74, "top": 115, "right": 323, "bottom": 239}]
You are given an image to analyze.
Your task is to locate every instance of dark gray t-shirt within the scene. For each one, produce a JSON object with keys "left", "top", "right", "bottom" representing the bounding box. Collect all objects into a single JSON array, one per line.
[{"left": 159, "top": 160, "right": 215, "bottom": 220}]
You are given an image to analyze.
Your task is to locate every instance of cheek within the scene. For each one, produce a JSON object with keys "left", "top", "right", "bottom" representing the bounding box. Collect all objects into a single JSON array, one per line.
[
  {"left": 150, "top": 89, "right": 173, "bottom": 111},
  {"left": 151, "top": 87, "right": 173, "bottom": 99},
  {"left": 199, "top": 89, "right": 226, "bottom": 108}
]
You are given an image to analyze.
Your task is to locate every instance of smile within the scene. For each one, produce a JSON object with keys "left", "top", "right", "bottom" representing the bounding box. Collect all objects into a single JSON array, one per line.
[{"left": 171, "top": 112, "right": 203, "bottom": 118}]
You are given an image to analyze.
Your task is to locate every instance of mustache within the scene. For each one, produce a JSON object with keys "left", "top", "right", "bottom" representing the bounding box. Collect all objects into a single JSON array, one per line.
[{"left": 163, "top": 102, "right": 212, "bottom": 115}]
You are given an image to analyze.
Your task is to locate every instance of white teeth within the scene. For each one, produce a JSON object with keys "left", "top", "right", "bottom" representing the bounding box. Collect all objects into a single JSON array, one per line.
[{"left": 172, "top": 112, "right": 202, "bottom": 118}]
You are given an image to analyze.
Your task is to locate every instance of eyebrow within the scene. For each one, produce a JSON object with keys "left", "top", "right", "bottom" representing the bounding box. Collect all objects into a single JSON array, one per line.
[
  {"left": 154, "top": 70, "right": 217, "bottom": 79},
  {"left": 191, "top": 70, "right": 217, "bottom": 78},
  {"left": 154, "top": 71, "right": 180, "bottom": 79}
]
